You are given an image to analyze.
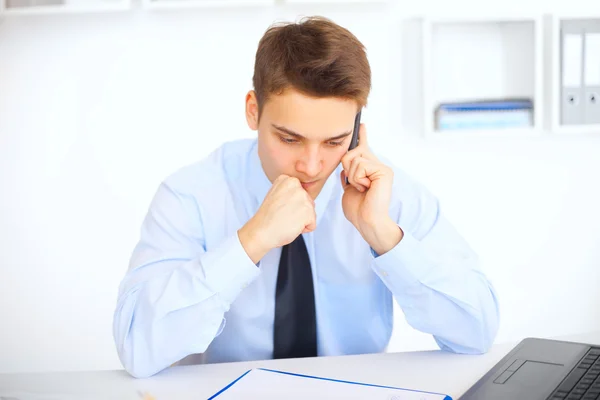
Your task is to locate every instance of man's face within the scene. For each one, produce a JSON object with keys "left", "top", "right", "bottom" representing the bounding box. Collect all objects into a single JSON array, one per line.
[{"left": 245, "top": 88, "right": 358, "bottom": 199}]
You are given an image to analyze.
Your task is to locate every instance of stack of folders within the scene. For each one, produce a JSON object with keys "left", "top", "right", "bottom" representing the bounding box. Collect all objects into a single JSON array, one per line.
[{"left": 434, "top": 98, "right": 534, "bottom": 131}]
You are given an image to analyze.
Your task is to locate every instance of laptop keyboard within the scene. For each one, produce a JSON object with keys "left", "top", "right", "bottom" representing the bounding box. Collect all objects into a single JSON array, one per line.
[{"left": 549, "top": 347, "right": 600, "bottom": 400}]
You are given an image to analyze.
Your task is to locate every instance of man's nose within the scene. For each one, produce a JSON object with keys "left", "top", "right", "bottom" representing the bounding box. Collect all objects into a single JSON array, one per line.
[{"left": 296, "top": 145, "right": 323, "bottom": 178}]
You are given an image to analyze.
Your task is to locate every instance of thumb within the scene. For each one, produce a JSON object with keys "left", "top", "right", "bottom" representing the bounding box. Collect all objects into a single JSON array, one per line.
[
  {"left": 340, "top": 170, "right": 349, "bottom": 189},
  {"left": 340, "top": 170, "right": 355, "bottom": 192}
]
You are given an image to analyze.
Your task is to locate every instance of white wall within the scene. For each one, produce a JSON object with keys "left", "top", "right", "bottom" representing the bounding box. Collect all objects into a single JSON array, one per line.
[{"left": 1, "top": 1, "right": 599, "bottom": 375}]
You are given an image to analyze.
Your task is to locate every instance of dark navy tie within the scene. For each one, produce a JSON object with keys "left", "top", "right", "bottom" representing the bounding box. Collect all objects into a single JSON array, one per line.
[{"left": 273, "top": 234, "right": 317, "bottom": 359}]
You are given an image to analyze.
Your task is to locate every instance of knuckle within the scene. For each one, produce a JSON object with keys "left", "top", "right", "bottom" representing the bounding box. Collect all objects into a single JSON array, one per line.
[
  {"left": 275, "top": 174, "right": 288, "bottom": 182},
  {"left": 294, "top": 188, "right": 306, "bottom": 202},
  {"left": 287, "top": 176, "right": 301, "bottom": 187}
]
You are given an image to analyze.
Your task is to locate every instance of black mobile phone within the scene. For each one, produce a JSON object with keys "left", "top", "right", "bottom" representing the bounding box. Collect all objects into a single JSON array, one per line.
[
  {"left": 345, "top": 110, "right": 362, "bottom": 184},
  {"left": 348, "top": 110, "right": 361, "bottom": 151}
]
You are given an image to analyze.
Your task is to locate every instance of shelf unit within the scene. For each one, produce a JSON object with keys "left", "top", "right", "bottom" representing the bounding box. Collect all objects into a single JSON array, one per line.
[
  {"left": 421, "top": 14, "right": 544, "bottom": 139},
  {"left": 550, "top": 13, "right": 600, "bottom": 135},
  {"left": 282, "top": 0, "right": 387, "bottom": 3},
  {"left": 0, "top": 3, "right": 597, "bottom": 139},
  {"left": 1, "top": 0, "right": 131, "bottom": 14},
  {"left": 141, "top": 0, "right": 275, "bottom": 9}
]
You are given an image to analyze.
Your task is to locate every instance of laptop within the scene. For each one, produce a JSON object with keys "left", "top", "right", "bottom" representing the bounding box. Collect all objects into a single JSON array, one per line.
[{"left": 459, "top": 337, "right": 600, "bottom": 400}]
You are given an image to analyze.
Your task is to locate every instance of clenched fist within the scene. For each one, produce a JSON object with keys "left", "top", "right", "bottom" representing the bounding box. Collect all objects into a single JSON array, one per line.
[{"left": 238, "top": 175, "right": 316, "bottom": 263}]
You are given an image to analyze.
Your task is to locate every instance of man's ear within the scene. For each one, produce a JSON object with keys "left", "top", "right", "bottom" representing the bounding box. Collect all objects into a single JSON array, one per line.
[{"left": 245, "top": 90, "right": 259, "bottom": 131}]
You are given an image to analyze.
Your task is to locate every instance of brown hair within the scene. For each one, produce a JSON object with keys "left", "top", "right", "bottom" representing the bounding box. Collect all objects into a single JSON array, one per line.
[{"left": 252, "top": 16, "right": 371, "bottom": 116}]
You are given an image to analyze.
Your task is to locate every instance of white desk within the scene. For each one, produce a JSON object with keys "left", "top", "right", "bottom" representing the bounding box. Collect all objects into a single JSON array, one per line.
[{"left": 1, "top": 331, "right": 599, "bottom": 400}]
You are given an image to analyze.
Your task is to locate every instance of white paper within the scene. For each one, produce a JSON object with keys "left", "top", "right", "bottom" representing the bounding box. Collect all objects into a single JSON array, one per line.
[
  {"left": 211, "top": 369, "right": 450, "bottom": 400},
  {"left": 563, "top": 34, "right": 583, "bottom": 87},
  {"left": 584, "top": 33, "right": 600, "bottom": 86},
  {"left": 0, "top": 393, "right": 76, "bottom": 400}
]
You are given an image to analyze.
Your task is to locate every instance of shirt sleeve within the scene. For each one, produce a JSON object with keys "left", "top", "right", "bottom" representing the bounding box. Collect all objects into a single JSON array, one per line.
[
  {"left": 112, "top": 181, "right": 260, "bottom": 378},
  {"left": 370, "top": 166, "right": 500, "bottom": 355}
]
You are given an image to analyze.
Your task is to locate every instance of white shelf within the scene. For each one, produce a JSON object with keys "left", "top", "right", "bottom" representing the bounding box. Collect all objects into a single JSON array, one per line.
[
  {"left": 424, "top": 13, "right": 543, "bottom": 24},
  {"left": 282, "top": 0, "right": 387, "bottom": 3},
  {"left": 421, "top": 15, "right": 544, "bottom": 138},
  {"left": 142, "top": 0, "right": 274, "bottom": 9},
  {"left": 2, "top": 0, "right": 130, "bottom": 14},
  {"left": 550, "top": 13, "right": 600, "bottom": 135},
  {"left": 420, "top": 127, "right": 546, "bottom": 142},
  {"left": 552, "top": 124, "right": 600, "bottom": 135}
]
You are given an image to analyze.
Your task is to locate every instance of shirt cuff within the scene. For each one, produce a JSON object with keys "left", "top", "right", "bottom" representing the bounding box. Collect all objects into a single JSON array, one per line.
[
  {"left": 197, "top": 232, "right": 261, "bottom": 305},
  {"left": 370, "top": 229, "right": 437, "bottom": 290}
]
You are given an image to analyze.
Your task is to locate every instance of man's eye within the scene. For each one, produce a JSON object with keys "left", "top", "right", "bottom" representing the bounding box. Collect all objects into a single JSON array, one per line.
[
  {"left": 328, "top": 141, "right": 344, "bottom": 147},
  {"left": 279, "top": 136, "right": 297, "bottom": 144}
]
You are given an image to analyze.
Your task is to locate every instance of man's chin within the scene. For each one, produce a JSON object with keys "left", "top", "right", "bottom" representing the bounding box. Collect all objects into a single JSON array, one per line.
[{"left": 308, "top": 186, "right": 326, "bottom": 200}]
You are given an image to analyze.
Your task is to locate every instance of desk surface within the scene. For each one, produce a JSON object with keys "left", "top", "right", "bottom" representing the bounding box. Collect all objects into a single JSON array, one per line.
[{"left": 1, "top": 331, "right": 599, "bottom": 400}]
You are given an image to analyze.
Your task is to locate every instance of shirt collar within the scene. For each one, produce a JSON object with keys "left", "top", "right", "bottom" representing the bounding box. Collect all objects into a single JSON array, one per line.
[{"left": 246, "top": 139, "right": 338, "bottom": 226}]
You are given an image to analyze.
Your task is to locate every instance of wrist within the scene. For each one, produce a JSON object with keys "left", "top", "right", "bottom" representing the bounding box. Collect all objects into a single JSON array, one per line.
[
  {"left": 361, "top": 217, "right": 404, "bottom": 256},
  {"left": 238, "top": 220, "right": 271, "bottom": 264}
]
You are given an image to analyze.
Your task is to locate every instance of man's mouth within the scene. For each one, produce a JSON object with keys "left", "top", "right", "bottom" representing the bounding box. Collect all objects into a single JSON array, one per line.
[{"left": 301, "top": 180, "right": 318, "bottom": 189}]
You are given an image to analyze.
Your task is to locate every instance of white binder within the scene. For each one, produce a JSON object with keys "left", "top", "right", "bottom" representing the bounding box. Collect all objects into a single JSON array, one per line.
[
  {"left": 561, "top": 21, "right": 584, "bottom": 125},
  {"left": 584, "top": 22, "right": 600, "bottom": 124}
]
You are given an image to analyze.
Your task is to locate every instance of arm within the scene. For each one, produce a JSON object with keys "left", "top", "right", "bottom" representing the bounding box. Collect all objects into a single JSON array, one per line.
[
  {"left": 339, "top": 122, "right": 499, "bottom": 354},
  {"left": 113, "top": 182, "right": 260, "bottom": 378},
  {"left": 370, "top": 171, "right": 500, "bottom": 354}
]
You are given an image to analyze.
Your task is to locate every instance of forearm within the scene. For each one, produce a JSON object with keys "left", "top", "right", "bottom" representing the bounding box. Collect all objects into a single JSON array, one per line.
[
  {"left": 359, "top": 217, "right": 404, "bottom": 256},
  {"left": 113, "top": 233, "right": 260, "bottom": 378},
  {"left": 372, "top": 231, "right": 499, "bottom": 354}
]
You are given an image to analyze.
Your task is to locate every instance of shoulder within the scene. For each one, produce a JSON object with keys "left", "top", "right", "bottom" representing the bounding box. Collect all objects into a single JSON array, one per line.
[{"left": 161, "top": 138, "right": 255, "bottom": 196}]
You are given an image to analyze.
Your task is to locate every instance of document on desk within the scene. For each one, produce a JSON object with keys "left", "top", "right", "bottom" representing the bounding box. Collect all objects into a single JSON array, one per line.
[{"left": 209, "top": 368, "right": 452, "bottom": 400}]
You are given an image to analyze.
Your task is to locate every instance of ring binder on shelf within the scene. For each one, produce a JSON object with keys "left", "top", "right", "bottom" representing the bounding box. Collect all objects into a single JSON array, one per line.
[
  {"left": 584, "top": 23, "right": 600, "bottom": 124},
  {"left": 560, "top": 21, "right": 585, "bottom": 125}
]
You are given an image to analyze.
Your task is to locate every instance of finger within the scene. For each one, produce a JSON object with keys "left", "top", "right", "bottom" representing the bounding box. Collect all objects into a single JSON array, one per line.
[
  {"left": 340, "top": 170, "right": 348, "bottom": 188},
  {"left": 300, "top": 184, "right": 317, "bottom": 204},
  {"left": 274, "top": 174, "right": 289, "bottom": 184},
  {"left": 354, "top": 158, "right": 374, "bottom": 188},
  {"left": 341, "top": 149, "right": 368, "bottom": 180},
  {"left": 355, "top": 158, "right": 387, "bottom": 190},
  {"left": 302, "top": 225, "right": 315, "bottom": 234},
  {"left": 294, "top": 185, "right": 309, "bottom": 204},
  {"left": 348, "top": 157, "right": 370, "bottom": 192},
  {"left": 347, "top": 157, "right": 364, "bottom": 192},
  {"left": 340, "top": 170, "right": 354, "bottom": 192},
  {"left": 340, "top": 140, "right": 373, "bottom": 175},
  {"left": 304, "top": 190, "right": 315, "bottom": 206},
  {"left": 269, "top": 174, "right": 287, "bottom": 191},
  {"left": 284, "top": 176, "right": 302, "bottom": 190},
  {"left": 340, "top": 151, "right": 355, "bottom": 176},
  {"left": 303, "top": 203, "right": 317, "bottom": 232}
]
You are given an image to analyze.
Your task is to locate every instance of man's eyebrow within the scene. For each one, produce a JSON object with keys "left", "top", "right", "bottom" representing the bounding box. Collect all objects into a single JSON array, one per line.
[{"left": 272, "top": 124, "right": 352, "bottom": 141}]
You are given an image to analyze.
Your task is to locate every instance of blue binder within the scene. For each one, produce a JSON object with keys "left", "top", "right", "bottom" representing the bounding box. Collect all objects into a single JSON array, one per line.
[
  {"left": 208, "top": 368, "right": 453, "bottom": 399},
  {"left": 434, "top": 98, "right": 534, "bottom": 131}
]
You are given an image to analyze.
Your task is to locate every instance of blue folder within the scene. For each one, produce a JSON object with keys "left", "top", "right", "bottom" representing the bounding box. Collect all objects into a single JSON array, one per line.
[
  {"left": 434, "top": 98, "right": 534, "bottom": 131},
  {"left": 208, "top": 367, "right": 453, "bottom": 399}
]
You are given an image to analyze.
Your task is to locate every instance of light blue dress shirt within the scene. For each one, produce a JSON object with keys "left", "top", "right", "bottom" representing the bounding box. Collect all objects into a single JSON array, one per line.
[{"left": 113, "top": 138, "right": 500, "bottom": 378}]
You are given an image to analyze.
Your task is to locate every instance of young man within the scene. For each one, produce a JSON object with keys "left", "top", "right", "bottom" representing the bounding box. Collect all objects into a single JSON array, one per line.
[{"left": 113, "top": 16, "right": 499, "bottom": 379}]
